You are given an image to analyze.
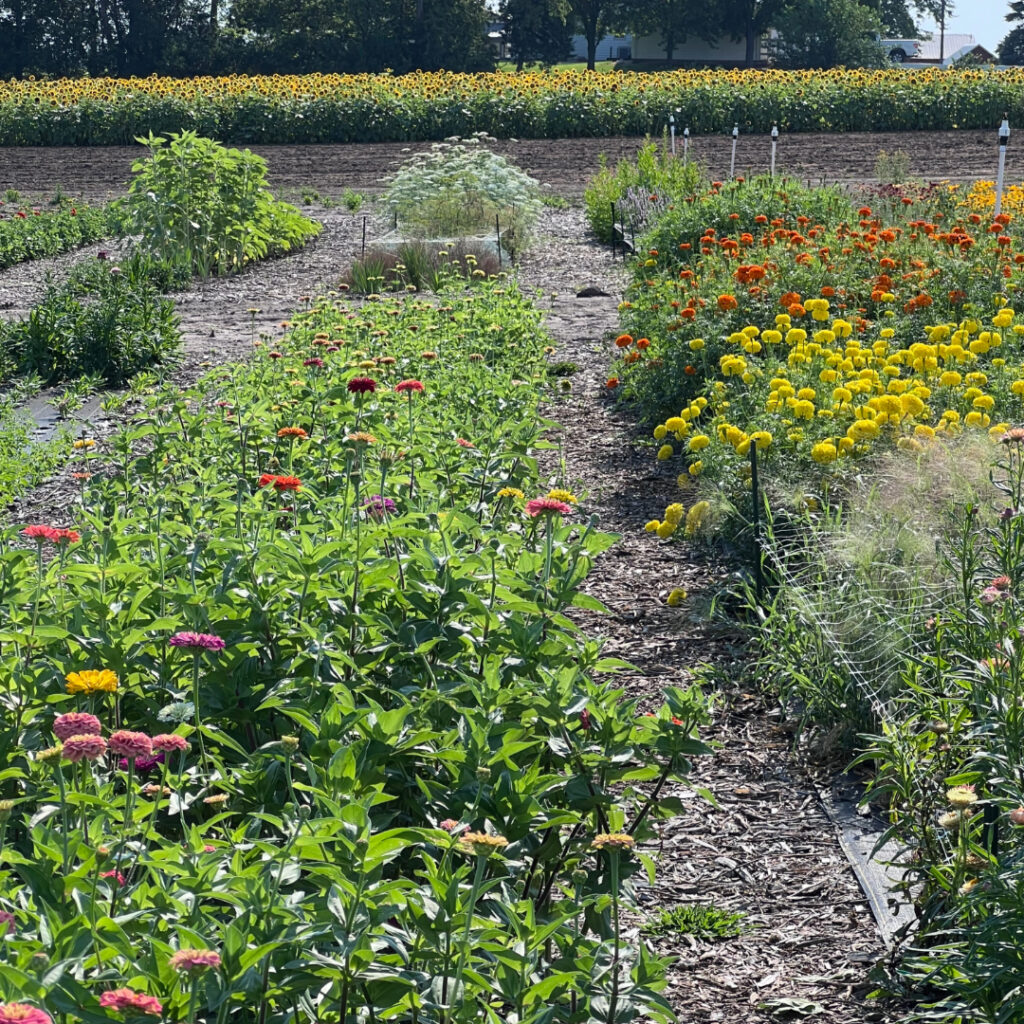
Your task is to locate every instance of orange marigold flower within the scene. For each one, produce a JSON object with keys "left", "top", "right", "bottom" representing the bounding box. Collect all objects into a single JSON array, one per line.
[{"left": 717, "top": 294, "right": 738, "bottom": 311}]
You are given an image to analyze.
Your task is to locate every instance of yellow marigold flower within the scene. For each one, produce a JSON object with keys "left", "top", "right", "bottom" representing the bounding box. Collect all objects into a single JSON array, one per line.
[
  {"left": 546, "top": 488, "right": 578, "bottom": 504},
  {"left": 656, "top": 521, "right": 677, "bottom": 539},
  {"left": 676, "top": 473, "right": 688, "bottom": 488},
  {"left": 653, "top": 425, "right": 668, "bottom": 440},
  {"left": 811, "top": 441, "right": 838, "bottom": 464},
  {"left": 592, "top": 832, "right": 635, "bottom": 851},
  {"left": 459, "top": 831, "right": 509, "bottom": 857},
  {"left": 66, "top": 669, "right": 118, "bottom": 695},
  {"left": 665, "top": 417, "right": 686, "bottom": 432},
  {"left": 72, "top": 439, "right": 97, "bottom": 450},
  {"left": 688, "top": 434, "right": 710, "bottom": 453},
  {"left": 657, "top": 444, "right": 673, "bottom": 461},
  {"left": 688, "top": 337, "right": 705, "bottom": 351},
  {"left": 666, "top": 588, "right": 687, "bottom": 607},
  {"left": 497, "top": 487, "right": 525, "bottom": 500},
  {"left": 664, "top": 503, "right": 685, "bottom": 525},
  {"left": 751, "top": 431, "right": 772, "bottom": 450},
  {"left": 644, "top": 520, "right": 661, "bottom": 533},
  {"left": 965, "top": 411, "right": 989, "bottom": 428},
  {"left": 689, "top": 460, "right": 703, "bottom": 476}
]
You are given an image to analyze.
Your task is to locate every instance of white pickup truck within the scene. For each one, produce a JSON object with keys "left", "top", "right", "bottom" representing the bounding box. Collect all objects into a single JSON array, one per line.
[{"left": 881, "top": 38, "right": 921, "bottom": 62}]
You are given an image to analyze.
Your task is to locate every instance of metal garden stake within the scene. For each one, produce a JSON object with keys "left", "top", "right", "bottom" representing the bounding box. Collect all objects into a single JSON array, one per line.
[
  {"left": 996, "top": 114, "right": 1011, "bottom": 217},
  {"left": 730, "top": 124, "right": 739, "bottom": 179},
  {"left": 770, "top": 122, "right": 779, "bottom": 177}
]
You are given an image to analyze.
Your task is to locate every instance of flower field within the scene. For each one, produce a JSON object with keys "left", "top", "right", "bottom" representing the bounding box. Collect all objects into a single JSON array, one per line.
[
  {"left": 0, "top": 278, "right": 711, "bottom": 1023},
  {"left": 3, "top": 68, "right": 1024, "bottom": 145}
]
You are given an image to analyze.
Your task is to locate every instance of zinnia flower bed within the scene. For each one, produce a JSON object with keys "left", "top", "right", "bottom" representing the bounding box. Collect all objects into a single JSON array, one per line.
[{"left": 0, "top": 278, "right": 709, "bottom": 1023}]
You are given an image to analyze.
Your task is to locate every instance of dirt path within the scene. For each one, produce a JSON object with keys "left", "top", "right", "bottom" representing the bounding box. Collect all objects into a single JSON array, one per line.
[
  {"left": 3, "top": 129, "right": 1024, "bottom": 207},
  {"left": 520, "top": 209, "right": 896, "bottom": 1024}
]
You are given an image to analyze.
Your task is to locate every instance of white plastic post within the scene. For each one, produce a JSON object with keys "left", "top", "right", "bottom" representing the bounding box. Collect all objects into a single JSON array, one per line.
[
  {"left": 669, "top": 114, "right": 676, "bottom": 156},
  {"left": 730, "top": 124, "right": 739, "bottom": 179},
  {"left": 683, "top": 126, "right": 690, "bottom": 165},
  {"left": 996, "top": 114, "right": 1011, "bottom": 217},
  {"left": 770, "top": 122, "right": 779, "bottom": 177}
]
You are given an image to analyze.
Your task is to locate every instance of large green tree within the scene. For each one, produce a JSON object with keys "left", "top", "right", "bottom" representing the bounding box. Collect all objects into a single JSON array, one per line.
[
  {"left": 771, "top": 0, "right": 886, "bottom": 67},
  {"left": 499, "top": 0, "right": 572, "bottom": 68},
  {"left": 626, "top": 0, "right": 719, "bottom": 60}
]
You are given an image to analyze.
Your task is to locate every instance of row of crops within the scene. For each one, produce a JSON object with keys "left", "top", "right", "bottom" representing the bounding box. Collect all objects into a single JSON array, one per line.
[{"left": 2, "top": 68, "right": 1024, "bottom": 145}]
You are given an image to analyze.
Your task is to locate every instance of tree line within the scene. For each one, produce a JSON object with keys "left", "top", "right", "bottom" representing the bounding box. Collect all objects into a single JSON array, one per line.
[{"left": 0, "top": 0, "right": 957, "bottom": 79}]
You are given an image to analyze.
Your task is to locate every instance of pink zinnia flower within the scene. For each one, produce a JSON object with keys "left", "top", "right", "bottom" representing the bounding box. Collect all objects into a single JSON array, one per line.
[
  {"left": 0, "top": 1004, "right": 52, "bottom": 1024},
  {"left": 169, "top": 632, "right": 226, "bottom": 651},
  {"left": 347, "top": 377, "right": 376, "bottom": 394},
  {"left": 395, "top": 379, "right": 424, "bottom": 394},
  {"left": 455, "top": 438, "right": 475, "bottom": 449},
  {"left": 269, "top": 351, "right": 283, "bottom": 360},
  {"left": 303, "top": 357, "right": 325, "bottom": 369},
  {"left": 108, "top": 730, "right": 153, "bottom": 761},
  {"left": 169, "top": 948, "right": 221, "bottom": 973},
  {"left": 54, "top": 711, "right": 102, "bottom": 741},
  {"left": 439, "top": 818, "right": 461, "bottom": 832},
  {"left": 99, "top": 869, "right": 126, "bottom": 885},
  {"left": 21, "top": 525, "right": 58, "bottom": 543},
  {"left": 0, "top": 911, "right": 14, "bottom": 934},
  {"left": 525, "top": 497, "right": 572, "bottom": 518},
  {"left": 152, "top": 733, "right": 190, "bottom": 753},
  {"left": 62, "top": 734, "right": 108, "bottom": 763},
  {"left": 98, "top": 990, "right": 162, "bottom": 1017},
  {"left": 980, "top": 586, "right": 1006, "bottom": 605}
]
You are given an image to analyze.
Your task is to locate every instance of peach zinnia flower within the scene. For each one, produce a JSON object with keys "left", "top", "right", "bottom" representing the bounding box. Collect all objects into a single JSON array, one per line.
[
  {"left": 54, "top": 712, "right": 102, "bottom": 741},
  {"left": 0, "top": 1004, "right": 53, "bottom": 1024},
  {"left": 98, "top": 990, "right": 162, "bottom": 1016},
  {"left": 277, "top": 427, "right": 308, "bottom": 439},
  {"left": 108, "top": 731, "right": 153, "bottom": 761},
  {"left": 169, "top": 949, "right": 221, "bottom": 973},
  {"left": 62, "top": 734, "right": 108, "bottom": 763}
]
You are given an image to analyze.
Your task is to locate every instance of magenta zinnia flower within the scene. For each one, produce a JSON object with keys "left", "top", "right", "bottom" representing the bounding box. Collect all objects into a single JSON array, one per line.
[
  {"left": 303, "top": 357, "right": 325, "bottom": 368},
  {"left": 347, "top": 377, "right": 376, "bottom": 394},
  {"left": 362, "top": 494, "right": 397, "bottom": 519},
  {"left": 54, "top": 711, "right": 102, "bottom": 742},
  {"left": 525, "top": 497, "right": 573, "bottom": 518},
  {"left": 62, "top": 733, "right": 108, "bottom": 763},
  {"left": 0, "top": 1004, "right": 52, "bottom": 1024},
  {"left": 98, "top": 990, "right": 162, "bottom": 1017},
  {"left": 152, "top": 733, "right": 190, "bottom": 754},
  {"left": 108, "top": 730, "right": 153, "bottom": 761},
  {"left": 169, "top": 631, "right": 226, "bottom": 651},
  {"left": 169, "top": 948, "right": 222, "bottom": 973},
  {"left": 118, "top": 750, "right": 165, "bottom": 773}
]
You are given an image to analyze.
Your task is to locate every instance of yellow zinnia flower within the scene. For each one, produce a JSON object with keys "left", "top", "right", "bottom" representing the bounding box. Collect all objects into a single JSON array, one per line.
[{"left": 66, "top": 669, "right": 118, "bottom": 695}]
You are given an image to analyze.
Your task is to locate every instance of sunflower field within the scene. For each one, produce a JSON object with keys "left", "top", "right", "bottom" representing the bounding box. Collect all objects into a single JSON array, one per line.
[{"left": 2, "top": 68, "right": 1024, "bottom": 145}]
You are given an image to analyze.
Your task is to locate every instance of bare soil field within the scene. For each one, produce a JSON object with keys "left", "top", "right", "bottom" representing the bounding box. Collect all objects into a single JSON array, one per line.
[{"left": 3, "top": 129, "right": 1023, "bottom": 203}]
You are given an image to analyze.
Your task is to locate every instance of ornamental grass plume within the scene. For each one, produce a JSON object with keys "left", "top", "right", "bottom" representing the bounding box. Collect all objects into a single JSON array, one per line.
[
  {"left": 53, "top": 711, "right": 102, "bottom": 741},
  {"left": 108, "top": 731, "right": 153, "bottom": 761},
  {"left": 98, "top": 990, "right": 163, "bottom": 1017},
  {"left": 65, "top": 669, "right": 118, "bottom": 694},
  {"left": 169, "top": 948, "right": 222, "bottom": 974},
  {"left": 169, "top": 632, "right": 226, "bottom": 651},
  {"left": 62, "top": 734, "right": 108, "bottom": 763},
  {"left": 0, "top": 1004, "right": 53, "bottom": 1024}
]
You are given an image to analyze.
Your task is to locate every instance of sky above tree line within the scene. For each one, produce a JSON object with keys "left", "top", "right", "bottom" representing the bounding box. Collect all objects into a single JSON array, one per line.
[{"left": 918, "top": 6, "right": 1002, "bottom": 53}]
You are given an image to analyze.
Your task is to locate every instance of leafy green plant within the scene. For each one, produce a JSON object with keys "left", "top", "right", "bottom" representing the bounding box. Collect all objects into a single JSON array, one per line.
[
  {"left": 0, "top": 260, "right": 179, "bottom": 383},
  {"left": 874, "top": 148, "right": 912, "bottom": 185},
  {"left": 0, "top": 199, "right": 110, "bottom": 270},
  {"left": 114, "top": 131, "right": 320, "bottom": 278},
  {"left": 342, "top": 188, "right": 364, "bottom": 212},
  {"left": 641, "top": 903, "right": 747, "bottom": 941},
  {"left": 345, "top": 241, "right": 501, "bottom": 293},
  {"left": 383, "top": 134, "right": 541, "bottom": 258}
]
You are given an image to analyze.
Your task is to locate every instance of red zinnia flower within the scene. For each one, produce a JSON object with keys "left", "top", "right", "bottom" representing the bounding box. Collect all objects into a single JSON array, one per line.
[
  {"left": 21, "top": 525, "right": 58, "bottom": 543},
  {"left": 525, "top": 497, "right": 572, "bottom": 517},
  {"left": 303, "top": 357, "right": 324, "bottom": 368},
  {"left": 395, "top": 379, "right": 424, "bottom": 393},
  {"left": 348, "top": 377, "right": 376, "bottom": 394}
]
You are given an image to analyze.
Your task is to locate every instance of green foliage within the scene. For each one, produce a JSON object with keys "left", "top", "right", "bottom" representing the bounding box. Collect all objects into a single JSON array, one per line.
[
  {"left": 0, "top": 198, "right": 110, "bottom": 270},
  {"left": 584, "top": 140, "right": 702, "bottom": 245},
  {"left": 345, "top": 243, "right": 501, "bottom": 293},
  {"left": 383, "top": 136, "right": 541, "bottom": 259},
  {"left": 114, "top": 131, "right": 320, "bottom": 279},
  {"left": 0, "top": 257, "right": 180, "bottom": 384},
  {"left": 0, "top": 392, "right": 68, "bottom": 506},
  {"left": 1000, "top": 25, "right": 1024, "bottom": 66},
  {"left": 641, "top": 903, "right": 747, "bottom": 940},
  {"left": 874, "top": 148, "right": 913, "bottom": 185},
  {"left": 0, "top": 280, "right": 710, "bottom": 1023},
  {"left": 341, "top": 188, "right": 364, "bottom": 212},
  {"left": 768, "top": 0, "right": 887, "bottom": 70}
]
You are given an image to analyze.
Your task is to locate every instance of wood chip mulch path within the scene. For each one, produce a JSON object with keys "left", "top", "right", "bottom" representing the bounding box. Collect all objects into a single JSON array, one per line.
[{"left": 520, "top": 208, "right": 901, "bottom": 1024}]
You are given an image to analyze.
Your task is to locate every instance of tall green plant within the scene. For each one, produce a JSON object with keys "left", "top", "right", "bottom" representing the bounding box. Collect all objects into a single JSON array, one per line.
[{"left": 115, "top": 131, "right": 320, "bottom": 278}]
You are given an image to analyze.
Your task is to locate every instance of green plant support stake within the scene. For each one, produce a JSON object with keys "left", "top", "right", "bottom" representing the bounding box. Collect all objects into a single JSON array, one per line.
[{"left": 750, "top": 440, "right": 763, "bottom": 606}]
